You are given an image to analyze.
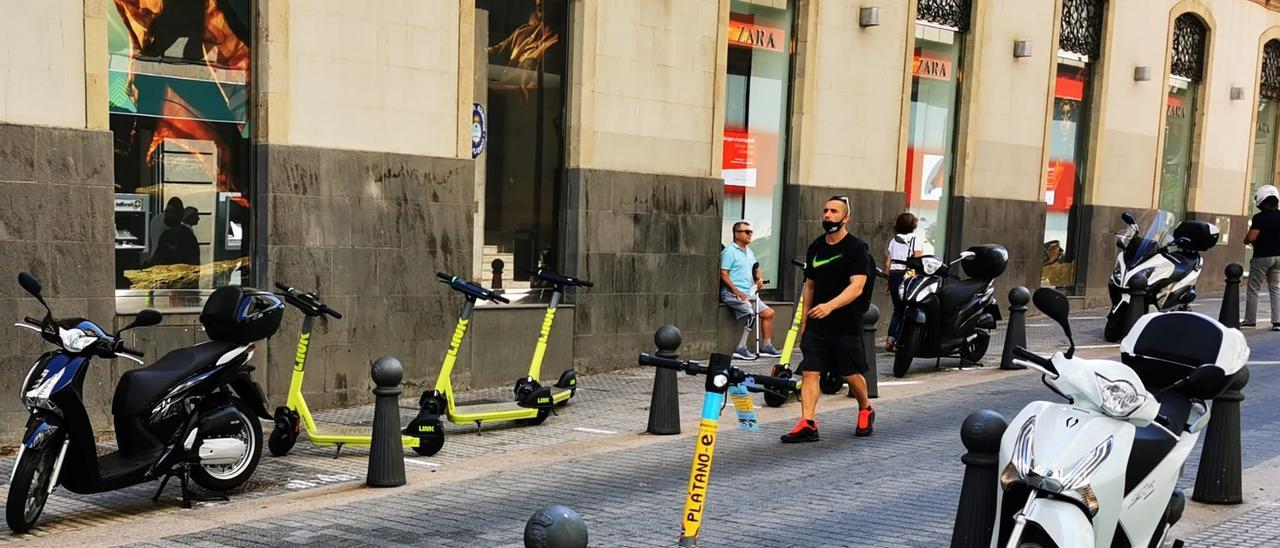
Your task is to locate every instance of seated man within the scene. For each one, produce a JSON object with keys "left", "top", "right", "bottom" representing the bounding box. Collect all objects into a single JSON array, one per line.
[{"left": 720, "top": 221, "right": 779, "bottom": 360}]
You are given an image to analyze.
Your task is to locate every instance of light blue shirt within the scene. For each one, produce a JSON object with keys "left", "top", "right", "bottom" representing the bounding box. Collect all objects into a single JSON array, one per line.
[{"left": 720, "top": 243, "right": 757, "bottom": 294}]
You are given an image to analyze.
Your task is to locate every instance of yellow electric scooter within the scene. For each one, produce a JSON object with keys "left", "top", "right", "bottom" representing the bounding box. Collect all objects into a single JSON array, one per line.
[
  {"left": 510, "top": 268, "right": 590, "bottom": 408},
  {"left": 403, "top": 273, "right": 562, "bottom": 456},
  {"left": 267, "top": 282, "right": 436, "bottom": 456}
]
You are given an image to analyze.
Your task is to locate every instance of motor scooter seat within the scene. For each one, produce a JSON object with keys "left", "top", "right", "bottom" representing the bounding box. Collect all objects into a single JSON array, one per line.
[
  {"left": 1124, "top": 392, "right": 1192, "bottom": 493},
  {"left": 939, "top": 278, "right": 989, "bottom": 313},
  {"left": 112, "top": 341, "right": 241, "bottom": 416}
]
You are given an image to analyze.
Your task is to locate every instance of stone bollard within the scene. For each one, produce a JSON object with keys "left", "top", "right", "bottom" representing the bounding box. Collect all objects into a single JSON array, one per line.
[
  {"left": 646, "top": 325, "right": 682, "bottom": 435},
  {"left": 1193, "top": 366, "right": 1251, "bottom": 505},
  {"left": 491, "top": 258, "right": 505, "bottom": 290},
  {"left": 1000, "top": 286, "right": 1030, "bottom": 370},
  {"left": 862, "top": 303, "right": 880, "bottom": 398},
  {"left": 524, "top": 504, "right": 588, "bottom": 548},
  {"left": 1220, "top": 263, "right": 1243, "bottom": 329},
  {"left": 367, "top": 356, "right": 406, "bottom": 488},
  {"left": 950, "top": 410, "right": 1008, "bottom": 548},
  {"left": 1121, "top": 273, "right": 1149, "bottom": 340}
]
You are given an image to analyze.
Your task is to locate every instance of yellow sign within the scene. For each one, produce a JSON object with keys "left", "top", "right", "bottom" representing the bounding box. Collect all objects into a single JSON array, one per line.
[{"left": 681, "top": 418, "right": 719, "bottom": 541}]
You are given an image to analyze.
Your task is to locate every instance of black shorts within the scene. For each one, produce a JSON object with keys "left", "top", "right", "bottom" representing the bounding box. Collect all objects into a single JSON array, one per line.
[{"left": 798, "top": 330, "right": 868, "bottom": 377}]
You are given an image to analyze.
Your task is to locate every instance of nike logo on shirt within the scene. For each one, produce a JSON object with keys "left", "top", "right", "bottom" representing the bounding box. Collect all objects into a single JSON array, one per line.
[{"left": 812, "top": 254, "right": 843, "bottom": 268}]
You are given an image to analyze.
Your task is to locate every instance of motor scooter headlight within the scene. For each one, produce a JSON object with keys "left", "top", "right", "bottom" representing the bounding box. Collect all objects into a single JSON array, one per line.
[
  {"left": 1095, "top": 374, "right": 1146, "bottom": 418},
  {"left": 58, "top": 327, "right": 98, "bottom": 353},
  {"left": 1002, "top": 430, "right": 1113, "bottom": 517}
]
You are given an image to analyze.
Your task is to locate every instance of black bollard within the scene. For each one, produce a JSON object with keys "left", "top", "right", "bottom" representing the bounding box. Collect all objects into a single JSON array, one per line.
[
  {"left": 1220, "top": 263, "right": 1243, "bottom": 328},
  {"left": 862, "top": 303, "right": 880, "bottom": 398},
  {"left": 1193, "top": 366, "right": 1251, "bottom": 505},
  {"left": 950, "top": 410, "right": 1008, "bottom": 548},
  {"left": 524, "top": 504, "right": 589, "bottom": 548},
  {"left": 1000, "top": 286, "right": 1030, "bottom": 370},
  {"left": 491, "top": 258, "right": 505, "bottom": 290},
  {"left": 646, "top": 325, "right": 682, "bottom": 435},
  {"left": 1122, "top": 273, "right": 1149, "bottom": 340},
  {"left": 367, "top": 356, "right": 406, "bottom": 488}
]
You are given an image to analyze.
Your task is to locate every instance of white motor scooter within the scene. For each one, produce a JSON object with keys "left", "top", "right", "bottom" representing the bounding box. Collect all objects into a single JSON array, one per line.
[{"left": 993, "top": 288, "right": 1248, "bottom": 547}]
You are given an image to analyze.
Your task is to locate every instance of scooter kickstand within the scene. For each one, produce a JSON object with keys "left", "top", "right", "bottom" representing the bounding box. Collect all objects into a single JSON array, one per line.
[
  {"left": 333, "top": 443, "right": 344, "bottom": 459},
  {"left": 152, "top": 471, "right": 175, "bottom": 503},
  {"left": 177, "top": 464, "right": 228, "bottom": 509},
  {"left": 474, "top": 421, "right": 482, "bottom": 435}
]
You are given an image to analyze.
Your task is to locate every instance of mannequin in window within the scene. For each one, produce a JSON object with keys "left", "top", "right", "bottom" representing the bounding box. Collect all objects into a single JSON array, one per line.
[{"left": 149, "top": 201, "right": 199, "bottom": 267}]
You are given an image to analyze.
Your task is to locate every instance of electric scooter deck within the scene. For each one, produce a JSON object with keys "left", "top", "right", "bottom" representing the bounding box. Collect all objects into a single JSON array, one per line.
[{"left": 269, "top": 283, "right": 428, "bottom": 456}]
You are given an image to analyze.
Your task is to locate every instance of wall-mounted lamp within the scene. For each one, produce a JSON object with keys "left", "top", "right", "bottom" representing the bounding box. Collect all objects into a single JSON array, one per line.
[
  {"left": 859, "top": 7, "right": 880, "bottom": 27},
  {"left": 1134, "top": 66, "right": 1152, "bottom": 82},
  {"left": 1013, "top": 40, "right": 1033, "bottom": 58},
  {"left": 1230, "top": 86, "right": 1246, "bottom": 101}
]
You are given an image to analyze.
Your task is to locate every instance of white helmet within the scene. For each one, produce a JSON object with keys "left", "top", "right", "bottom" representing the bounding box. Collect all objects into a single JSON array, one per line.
[{"left": 1256, "top": 185, "right": 1280, "bottom": 208}]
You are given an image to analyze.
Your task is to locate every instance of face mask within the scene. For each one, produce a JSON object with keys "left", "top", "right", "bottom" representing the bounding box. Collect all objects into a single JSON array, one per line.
[{"left": 822, "top": 220, "right": 842, "bottom": 233}]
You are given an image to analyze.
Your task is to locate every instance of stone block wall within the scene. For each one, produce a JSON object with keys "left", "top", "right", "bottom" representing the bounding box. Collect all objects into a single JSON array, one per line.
[
  {"left": 562, "top": 168, "right": 722, "bottom": 369},
  {"left": 0, "top": 123, "right": 114, "bottom": 442}
]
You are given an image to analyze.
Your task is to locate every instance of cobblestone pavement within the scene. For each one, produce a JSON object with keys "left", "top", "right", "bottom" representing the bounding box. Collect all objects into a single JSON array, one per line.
[{"left": 2, "top": 296, "right": 1275, "bottom": 546}]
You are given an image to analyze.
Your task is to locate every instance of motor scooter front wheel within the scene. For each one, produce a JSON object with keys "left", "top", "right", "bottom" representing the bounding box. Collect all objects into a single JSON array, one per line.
[
  {"left": 6, "top": 435, "right": 61, "bottom": 534},
  {"left": 190, "top": 398, "right": 264, "bottom": 492},
  {"left": 893, "top": 324, "right": 920, "bottom": 378}
]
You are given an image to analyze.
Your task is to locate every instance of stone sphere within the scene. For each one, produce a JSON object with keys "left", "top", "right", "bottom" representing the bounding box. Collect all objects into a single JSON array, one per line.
[
  {"left": 524, "top": 505, "right": 588, "bottom": 548},
  {"left": 960, "top": 410, "right": 1008, "bottom": 454},
  {"left": 370, "top": 356, "right": 403, "bottom": 387},
  {"left": 654, "top": 324, "right": 682, "bottom": 352},
  {"left": 1008, "top": 286, "right": 1031, "bottom": 306}
]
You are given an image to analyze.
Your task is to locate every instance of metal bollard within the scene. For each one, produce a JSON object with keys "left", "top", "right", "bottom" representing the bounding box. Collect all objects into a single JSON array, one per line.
[
  {"left": 862, "top": 303, "right": 880, "bottom": 398},
  {"left": 1000, "top": 286, "right": 1030, "bottom": 370},
  {"left": 1220, "top": 263, "right": 1243, "bottom": 329},
  {"left": 646, "top": 325, "right": 682, "bottom": 435},
  {"left": 1193, "top": 366, "right": 1251, "bottom": 504},
  {"left": 950, "top": 410, "right": 1009, "bottom": 548},
  {"left": 491, "top": 258, "right": 505, "bottom": 290},
  {"left": 367, "top": 356, "right": 406, "bottom": 487},
  {"left": 1121, "top": 273, "right": 1149, "bottom": 340}
]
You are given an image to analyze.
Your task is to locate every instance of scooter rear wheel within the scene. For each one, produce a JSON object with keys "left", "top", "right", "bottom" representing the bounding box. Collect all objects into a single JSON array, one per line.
[
  {"left": 190, "top": 398, "right": 264, "bottom": 492},
  {"left": 959, "top": 332, "right": 990, "bottom": 364},
  {"left": 6, "top": 434, "right": 60, "bottom": 534},
  {"left": 764, "top": 365, "right": 792, "bottom": 407},
  {"left": 515, "top": 408, "right": 551, "bottom": 426},
  {"left": 413, "top": 433, "right": 445, "bottom": 456},
  {"left": 893, "top": 324, "right": 920, "bottom": 378},
  {"left": 819, "top": 371, "right": 843, "bottom": 395}
]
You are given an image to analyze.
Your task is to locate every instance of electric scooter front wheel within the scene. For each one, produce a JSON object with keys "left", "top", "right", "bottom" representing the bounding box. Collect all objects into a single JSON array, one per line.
[
  {"left": 6, "top": 433, "right": 61, "bottom": 534},
  {"left": 764, "top": 365, "right": 794, "bottom": 407},
  {"left": 819, "top": 371, "right": 843, "bottom": 394},
  {"left": 267, "top": 406, "right": 300, "bottom": 457}
]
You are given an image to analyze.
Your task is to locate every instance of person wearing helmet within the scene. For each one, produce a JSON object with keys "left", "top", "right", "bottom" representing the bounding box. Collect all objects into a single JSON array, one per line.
[{"left": 1244, "top": 184, "right": 1280, "bottom": 329}]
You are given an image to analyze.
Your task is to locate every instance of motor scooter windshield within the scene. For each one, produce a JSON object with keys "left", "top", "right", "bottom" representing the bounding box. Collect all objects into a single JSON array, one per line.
[{"left": 1122, "top": 210, "right": 1175, "bottom": 270}]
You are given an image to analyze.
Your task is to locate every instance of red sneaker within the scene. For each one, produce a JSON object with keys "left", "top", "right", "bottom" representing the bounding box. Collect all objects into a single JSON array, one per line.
[
  {"left": 856, "top": 407, "right": 875, "bottom": 437},
  {"left": 781, "top": 419, "right": 819, "bottom": 443}
]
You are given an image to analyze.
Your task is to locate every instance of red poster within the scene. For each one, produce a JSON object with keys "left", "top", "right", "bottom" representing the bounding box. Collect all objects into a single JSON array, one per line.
[{"left": 723, "top": 130, "right": 757, "bottom": 187}]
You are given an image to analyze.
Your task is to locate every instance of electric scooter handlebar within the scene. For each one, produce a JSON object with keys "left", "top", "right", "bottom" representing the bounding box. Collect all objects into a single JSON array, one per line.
[
  {"left": 435, "top": 273, "right": 510, "bottom": 303},
  {"left": 274, "top": 283, "right": 344, "bottom": 319},
  {"left": 637, "top": 353, "right": 797, "bottom": 392},
  {"left": 791, "top": 259, "right": 806, "bottom": 269},
  {"left": 525, "top": 269, "right": 593, "bottom": 288}
]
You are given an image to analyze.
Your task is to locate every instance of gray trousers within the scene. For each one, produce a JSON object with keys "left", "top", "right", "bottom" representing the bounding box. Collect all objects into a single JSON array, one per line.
[{"left": 1246, "top": 255, "right": 1280, "bottom": 325}]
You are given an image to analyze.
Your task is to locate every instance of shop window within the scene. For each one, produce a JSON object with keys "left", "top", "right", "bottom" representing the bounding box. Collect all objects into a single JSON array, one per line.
[
  {"left": 1158, "top": 13, "right": 1208, "bottom": 222},
  {"left": 108, "top": 0, "right": 254, "bottom": 311},
  {"left": 1041, "top": 0, "right": 1104, "bottom": 293},
  {"left": 476, "top": 0, "right": 569, "bottom": 290},
  {"left": 906, "top": 0, "right": 971, "bottom": 256},
  {"left": 1247, "top": 39, "right": 1280, "bottom": 266},
  {"left": 722, "top": 0, "right": 794, "bottom": 289}
]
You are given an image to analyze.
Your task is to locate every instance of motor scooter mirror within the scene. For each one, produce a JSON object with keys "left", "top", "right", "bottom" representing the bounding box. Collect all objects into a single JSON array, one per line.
[
  {"left": 120, "top": 309, "right": 163, "bottom": 333},
  {"left": 1121, "top": 212, "right": 1138, "bottom": 230},
  {"left": 1032, "top": 287, "right": 1075, "bottom": 358},
  {"left": 17, "top": 272, "right": 53, "bottom": 319}
]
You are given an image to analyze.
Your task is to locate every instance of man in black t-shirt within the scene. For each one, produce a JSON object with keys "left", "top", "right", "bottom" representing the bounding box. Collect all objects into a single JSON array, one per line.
[
  {"left": 781, "top": 196, "right": 876, "bottom": 443},
  {"left": 1245, "top": 185, "right": 1280, "bottom": 329}
]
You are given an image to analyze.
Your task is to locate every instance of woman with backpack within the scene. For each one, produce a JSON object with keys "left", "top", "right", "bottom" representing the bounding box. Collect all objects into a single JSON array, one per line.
[{"left": 884, "top": 213, "right": 923, "bottom": 351}]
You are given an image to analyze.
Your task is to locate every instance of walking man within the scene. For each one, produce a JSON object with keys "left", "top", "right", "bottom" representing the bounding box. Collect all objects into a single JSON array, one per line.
[
  {"left": 781, "top": 196, "right": 875, "bottom": 443},
  {"left": 720, "top": 221, "right": 781, "bottom": 359}
]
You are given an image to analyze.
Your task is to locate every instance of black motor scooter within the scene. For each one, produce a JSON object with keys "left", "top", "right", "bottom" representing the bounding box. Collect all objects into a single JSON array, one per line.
[
  {"left": 6, "top": 273, "right": 278, "bottom": 533},
  {"left": 892, "top": 245, "right": 1007, "bottom": 378}
]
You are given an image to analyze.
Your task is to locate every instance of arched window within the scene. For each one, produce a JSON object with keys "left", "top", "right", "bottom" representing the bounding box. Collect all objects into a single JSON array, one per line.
[
  {"left": 1158, "top": 13, "right": 1208, "bottom": 221},
  {"left": 1251, "top": 40, "right": 1280, "bottom": 194},
  {"left": 1042, "top": 0, "right": 1105, "bottom": 293}
]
